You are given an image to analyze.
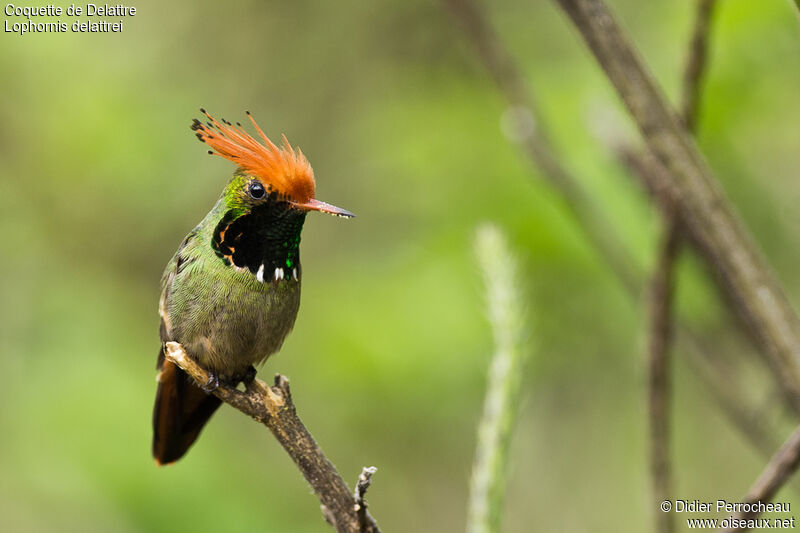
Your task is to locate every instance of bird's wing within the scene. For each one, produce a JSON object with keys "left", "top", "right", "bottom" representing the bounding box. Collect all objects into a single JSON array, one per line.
[
  {"left": 152, "top": 227, "right": 222, "bottom": 465},
  {"left": 157, "top": 228, "right": 199, "bottom": 362}
]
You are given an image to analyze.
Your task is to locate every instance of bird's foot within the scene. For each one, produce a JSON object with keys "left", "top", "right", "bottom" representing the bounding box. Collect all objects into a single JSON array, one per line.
[
  {"left": 242, "top": 365, "right": 257, "bottom": 384},
  {"left": 202, "top": 372, "right": 220, "bottom": 393}
]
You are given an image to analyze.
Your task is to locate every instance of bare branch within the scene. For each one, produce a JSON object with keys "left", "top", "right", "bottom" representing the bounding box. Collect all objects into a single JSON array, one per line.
[
  {"left": 442, "top": 0, "right": 795, "bottom": 472},
  {"left": 164, "top": 342, "right": 380, "bottom": 533},
  {"left": 619, "top": 1, "right": 788, "bottom": 390},
  {"left": 681, "top": 0, "right": 717, "bottom": 131},
  {"left": 553, "top": 0, "right": 800, "bottom": 413},
  {"left": 442, "top": 0, "right": 640, "bottom": 293},
  {"left": 617, "top": 147, "right": 784, "bottom": 383},
  {"left": 645, "top": 6, "right": 718, "bottom": 526},
  {"left": 467, "top": 224, "right": 529, "bottom": 533},
  {"left": 354, "top": 467, "right": 378, "bottom": 532},
  {"left": 719, "top": 425, "right": 800, "bottom": 532},
  {"left": 647, "top": 218, "right": 680, "bottom": 533}
]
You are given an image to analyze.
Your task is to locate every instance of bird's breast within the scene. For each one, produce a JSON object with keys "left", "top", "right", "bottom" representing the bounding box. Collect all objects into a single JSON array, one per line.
[{"left": 168, "top": 265, "right": 302, "bottom": 377}]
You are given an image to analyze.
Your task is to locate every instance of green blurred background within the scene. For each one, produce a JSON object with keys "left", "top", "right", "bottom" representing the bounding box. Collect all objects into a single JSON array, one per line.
[{"left": 2, "top": 1, "right": 800, "bottom": 531}]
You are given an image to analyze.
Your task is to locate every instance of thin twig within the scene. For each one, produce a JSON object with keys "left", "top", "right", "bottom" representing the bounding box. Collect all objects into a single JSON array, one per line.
[
  {"left": 646, "top": 5, "right": 718, "bottom": 529},
  {"left": 719, "top": 425, "right": 800, "bottom": 532},
  {"left": 354, "top": 467, "right": 378, "bottom": 532},
  {"left": 467, "top": 224, "right": 528, "bottom": 533},
  {"left": 164, "top": 342, "right": 380, "bottom": 533},
  {"left": 612, "top": 0, "right": 798, "bottom": 416},
  {"left": 554, "top": 0, "right": 800, "bottom": 413},
  {"left": 648, "top": 217, "right": 680, "bottom": 533},
  {"left": 442, "top": 0, "right": 792, "bottom": 476},
  {"left": 681, "top": 0, "right": 717, "bottom": 131}
]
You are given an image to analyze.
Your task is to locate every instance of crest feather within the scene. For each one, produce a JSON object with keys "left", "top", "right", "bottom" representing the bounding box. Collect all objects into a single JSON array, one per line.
[{"left": 191, "top": 109, "right": 315, "bottom": 203}]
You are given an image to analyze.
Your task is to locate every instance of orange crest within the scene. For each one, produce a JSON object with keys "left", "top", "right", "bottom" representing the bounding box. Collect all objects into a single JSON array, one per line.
[{"left": 191, "top": 109, "right": 315, "bottom": 204}]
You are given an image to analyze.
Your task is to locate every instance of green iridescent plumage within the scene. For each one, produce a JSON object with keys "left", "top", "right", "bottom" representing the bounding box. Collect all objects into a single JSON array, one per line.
[{"left": 159, "top": 175, "right": 305, "bottom": 375}]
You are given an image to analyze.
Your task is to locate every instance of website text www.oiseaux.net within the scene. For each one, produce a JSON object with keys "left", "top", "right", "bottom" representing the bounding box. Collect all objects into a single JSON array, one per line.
[{"left": 662, "top": 500, "right": 795, "bottom": 529}]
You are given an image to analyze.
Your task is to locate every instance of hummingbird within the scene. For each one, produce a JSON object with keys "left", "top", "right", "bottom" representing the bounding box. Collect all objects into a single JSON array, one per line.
[{"left": 152, "top": 109, "right": 354, "bottom": 465}]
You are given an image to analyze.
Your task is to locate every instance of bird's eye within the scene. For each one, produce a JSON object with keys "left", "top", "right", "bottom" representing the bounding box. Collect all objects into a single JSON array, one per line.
[{"left": 248, "top": 181, "right": 266, "bottom": 199}]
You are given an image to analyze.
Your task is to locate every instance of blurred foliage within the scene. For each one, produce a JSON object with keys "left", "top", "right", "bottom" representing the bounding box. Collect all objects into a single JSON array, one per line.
[{"left": 2, "top": 1, "right": 800, "bottom": 531}]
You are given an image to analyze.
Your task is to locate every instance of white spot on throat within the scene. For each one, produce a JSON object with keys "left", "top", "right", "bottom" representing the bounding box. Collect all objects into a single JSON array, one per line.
[
  {"left": 274, "top": 267, "right": 285, "bottom": 281},
  {"left": 256, "top": 264, "right": 265, "bottom": 283}
]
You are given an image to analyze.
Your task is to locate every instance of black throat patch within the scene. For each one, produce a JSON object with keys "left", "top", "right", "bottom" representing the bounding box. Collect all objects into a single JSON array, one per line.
[{"left": 211, "top": 202, "right": 306, "bottom": 282}]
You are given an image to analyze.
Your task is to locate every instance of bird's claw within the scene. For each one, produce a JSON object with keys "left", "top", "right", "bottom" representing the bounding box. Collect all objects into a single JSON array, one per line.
[{"left": 202, "top": 372, "right": 219, "bottom": 393}]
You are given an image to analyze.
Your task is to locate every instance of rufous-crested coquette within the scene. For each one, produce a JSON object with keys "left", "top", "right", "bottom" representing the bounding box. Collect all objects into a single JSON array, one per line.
[{"left": 152, "top": 109, "right": 353, "bottom": 465}]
